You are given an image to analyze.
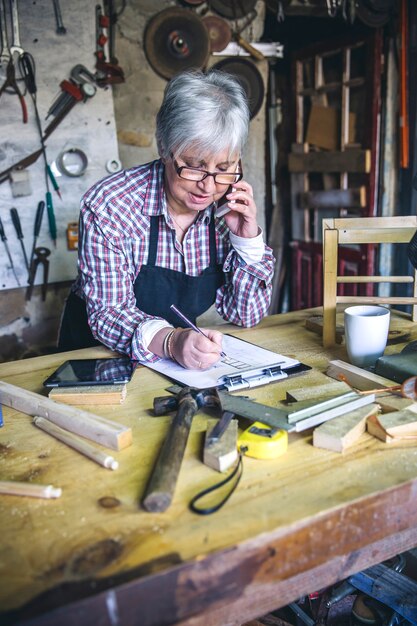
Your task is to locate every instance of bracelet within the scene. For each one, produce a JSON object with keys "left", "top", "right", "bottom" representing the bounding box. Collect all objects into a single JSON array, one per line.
[
  {"left": 166, "top": 329, "right": 178, "bottom": 362},
  {"left": 162, "top": 329, "right": 174, "bottom": 359}
]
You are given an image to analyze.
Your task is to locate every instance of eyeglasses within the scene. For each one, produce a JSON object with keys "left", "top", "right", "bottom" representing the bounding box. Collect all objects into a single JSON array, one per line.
[{"left": 171, "top": 154, "right": 243, "bottom": 185}]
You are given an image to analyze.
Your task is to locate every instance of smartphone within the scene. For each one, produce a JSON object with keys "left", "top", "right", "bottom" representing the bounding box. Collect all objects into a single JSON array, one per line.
[
  {"left": 43, "top": 357, "right": 139, "bottom": 388},
  {"left": 215, "top": 185, "right": 236, "bottom": 218}
]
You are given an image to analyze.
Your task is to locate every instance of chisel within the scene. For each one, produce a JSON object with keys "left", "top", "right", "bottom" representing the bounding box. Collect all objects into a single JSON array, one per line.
[
  {"left": 10, "top": 207, "right": 29, "bottom": 269},
  {"left": 0, "top": 216, "right": 20, "bottom": 285}
]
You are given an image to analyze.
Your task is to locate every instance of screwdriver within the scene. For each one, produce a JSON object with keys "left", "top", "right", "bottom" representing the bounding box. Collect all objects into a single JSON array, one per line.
[
  {"left": 27, "top": 200, "right": 45, "bottom": 281},
  {"left": 0, "top": 217, "right": 20, "bottom": 286},
  {"left": 10, "top": 208, "right": 29, "bottom": 270},
  {"left": 47, "top": 164, "right": 62, "bottom": 200},
  {"left": 46, "top": 192, "right": 57, "bottom": 247}
]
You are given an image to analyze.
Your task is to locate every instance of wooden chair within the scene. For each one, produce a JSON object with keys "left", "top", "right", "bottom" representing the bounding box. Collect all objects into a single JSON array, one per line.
[{"left": 322, "top": 216, "right": 417, "bottom": 347}]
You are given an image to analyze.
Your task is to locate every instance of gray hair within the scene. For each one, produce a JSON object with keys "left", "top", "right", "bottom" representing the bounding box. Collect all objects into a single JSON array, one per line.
[{"left": 156, "top": 69, "right": 250, "bottom": 160}]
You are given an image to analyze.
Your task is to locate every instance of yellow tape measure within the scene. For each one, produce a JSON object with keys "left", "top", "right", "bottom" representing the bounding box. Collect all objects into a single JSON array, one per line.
[{"left": 238, "top": 422, "right": 288, "bottom": 460}]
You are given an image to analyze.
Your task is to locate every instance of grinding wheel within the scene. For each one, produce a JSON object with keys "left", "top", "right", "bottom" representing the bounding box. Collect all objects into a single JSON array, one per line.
[
  {"left": 209, "top": 0, "right": 257, "bottom": 19},
  {"left": 211, "top": 57, "right": 264, "bottom": 119},
  {"left": 144, "top": 7, "right": 211, "bottom": 80},
  {"left": 202, "top": 15, "right": 232, "bottom": 52}
]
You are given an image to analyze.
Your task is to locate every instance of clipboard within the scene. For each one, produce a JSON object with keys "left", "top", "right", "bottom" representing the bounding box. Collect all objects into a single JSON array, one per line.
[{"left": 145, "top": 334, "right": 311, "bottom": 390}]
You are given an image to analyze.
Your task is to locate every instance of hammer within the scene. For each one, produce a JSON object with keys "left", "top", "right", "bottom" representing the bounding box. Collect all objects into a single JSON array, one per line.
[{"left": 142, "top": 387, "right": 221, "bottom": 513}]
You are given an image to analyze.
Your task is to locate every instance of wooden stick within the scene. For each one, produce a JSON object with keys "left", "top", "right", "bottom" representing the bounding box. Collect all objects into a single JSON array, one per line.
[
  {"left": 33, "top": 417, "right": 119, "bottom": 470},
  {"left": 326, "top": 360, "right": 395, "bottom": 391},
  {"left": 0, "top": 381, "right": 132, "bottom": 451},
  {"left": 0, "top": 480, "right": 62, "bottom": 499}
]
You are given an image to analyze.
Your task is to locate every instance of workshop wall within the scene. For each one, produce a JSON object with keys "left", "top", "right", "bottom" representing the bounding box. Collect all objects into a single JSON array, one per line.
[{"left": 0, "top": 0, "right": 268, "bottom": 362}]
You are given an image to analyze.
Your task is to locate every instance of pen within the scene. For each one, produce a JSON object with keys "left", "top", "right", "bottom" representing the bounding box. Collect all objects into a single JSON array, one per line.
[{"left": 170, "top": 304, "right": 226, "bottom": 358}]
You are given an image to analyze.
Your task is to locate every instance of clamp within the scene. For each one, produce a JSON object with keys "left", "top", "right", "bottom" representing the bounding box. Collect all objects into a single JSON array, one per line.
[{"left": 26, "top": 247, "right": 50, "bottom": 301}]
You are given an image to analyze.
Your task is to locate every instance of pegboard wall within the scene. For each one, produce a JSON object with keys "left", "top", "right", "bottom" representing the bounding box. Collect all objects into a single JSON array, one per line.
[{"left": 0, "top": 0, "right": 119, "bottom": 291}]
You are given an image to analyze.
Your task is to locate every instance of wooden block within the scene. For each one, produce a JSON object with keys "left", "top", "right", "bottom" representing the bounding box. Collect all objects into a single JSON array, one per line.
[
  {"left": 204, "top": 418, "right": 238, "bottom": 473},
  {"left": 305, "top": 315, "right": 344, "bottom": 344},
  {"left": 0, "top": 381, "right": 132, "bottom": 451},
  {"left": 49, "top": 384, "right": 127, "bottom": 405},
  {"left": 313, "top": 404, "right": 379, "bottom": 453},
  {"left": 288, "top": 149, "right": 371, "bottom": 174},
  {"left": 367, "top": 410, "right": 417, "bottom": 443},
  {"left": 326, "top": 359, "right": 395, "bottom": 391},
  {"left": 299, "top": 187, "right": 366, "bottom": 210},
  {"left": 376, "top": 394, "right": 416, "bottom": 414},
  {"left": 286, "top": 380, "right": 351, "bottom": 402}
]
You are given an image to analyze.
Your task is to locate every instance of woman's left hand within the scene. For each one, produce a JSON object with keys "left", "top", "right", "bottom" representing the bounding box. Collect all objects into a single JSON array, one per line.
[{"left": 223, "top": 180, "right": 259, "bottom": 239}]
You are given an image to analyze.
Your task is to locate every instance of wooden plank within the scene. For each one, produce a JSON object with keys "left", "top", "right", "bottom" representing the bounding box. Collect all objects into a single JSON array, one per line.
[
  {"left": 288, "top": 149, "right": 371, "bottom": 173},
  {"left": 313, "top": 404, "right": 379, "bottom": 453},
  {"left": 203, "top": 418, "right": 238, "bottom": 472},
  {"left": 338, "top": 296, "right": 417, "bottom": 305},
  {"left": 329, "top": 216, "right": 417, "bottom": 229},
  {"left": 0, "top": 381, "right": 132, "bottom": 451},
  {"left": 348, "top": 563, "right": 417, "bottom": 624},
  {"left": 322, "top": 228, "right": 338, "bottom": 347},
  {"left": 298, "top": 187, "right": 366, "bottom": 209},
  {"left": 338, "top": 228, "right": 415, "bottom": 244},
  {"left": 337, "top": 275, "right": 414, "bottom": 283},
  {"left": 49, "top": 384, "right": 127, "bottom": 405},
  {"left": 286, "top": 379, "right": 351, "bottom": 402},
  {"left": 326, "top": 359, "right": 395, "bottom": 390}
]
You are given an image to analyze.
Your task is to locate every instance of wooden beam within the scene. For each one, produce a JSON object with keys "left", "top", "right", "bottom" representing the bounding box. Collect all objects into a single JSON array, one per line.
[
  {"left": 288, "top": 149, "right": 371, "bottom": 173},
  {"left": 203, "top": 418, "right": 238, "bottom": 472},
  {"left": 326, "top": 359, "right": 395, "bottom": 391},
  {"left": 0, "top": 381, "right": 132, "bottom": 451},
  {"left": 298, "top": 187, "right": 366, "bottom": 209}
]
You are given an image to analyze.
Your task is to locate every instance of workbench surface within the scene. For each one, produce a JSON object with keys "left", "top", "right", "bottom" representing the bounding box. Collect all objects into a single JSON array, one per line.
[{"left": 1, "top": 309, "right": 417, "bottom": 626}]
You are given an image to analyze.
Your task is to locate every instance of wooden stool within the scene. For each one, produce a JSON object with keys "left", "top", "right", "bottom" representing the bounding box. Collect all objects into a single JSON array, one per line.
[{"left": 322, "top": 216, "right": 417, "bottom": 347}]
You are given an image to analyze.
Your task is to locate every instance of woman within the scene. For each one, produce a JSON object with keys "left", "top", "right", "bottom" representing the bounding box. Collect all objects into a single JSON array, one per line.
[{"left": 59, "top": 69, "right": 275, "bottom": 370}]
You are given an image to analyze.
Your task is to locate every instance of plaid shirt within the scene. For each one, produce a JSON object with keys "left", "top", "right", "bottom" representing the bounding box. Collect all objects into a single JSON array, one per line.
[{"left": 74, "top": 159, "right": 275, "bottom": 362}]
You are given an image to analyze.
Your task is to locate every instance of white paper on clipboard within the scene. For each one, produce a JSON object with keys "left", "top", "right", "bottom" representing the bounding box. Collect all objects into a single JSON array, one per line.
[{"left": 144, "top": 334, "right": 301, "bottom": 390}]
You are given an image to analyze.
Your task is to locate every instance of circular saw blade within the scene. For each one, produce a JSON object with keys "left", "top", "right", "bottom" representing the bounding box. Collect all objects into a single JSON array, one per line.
[
  {"left": 144, "top": 7, "right": 211, "bottom": 80},
  {"left": 202, "top": 15, "right": 232, "bottom": 52},
  {"left": 211, "top": 57, "right": 264, "bottom": 119},
  {"left": 209, "top": 0, "right": 257, "bottom": 19}
]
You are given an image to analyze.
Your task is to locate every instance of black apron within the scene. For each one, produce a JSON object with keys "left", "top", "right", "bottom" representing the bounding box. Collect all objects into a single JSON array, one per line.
[{"left": 58, "top": 214, "right": 224, "bottom": 351}]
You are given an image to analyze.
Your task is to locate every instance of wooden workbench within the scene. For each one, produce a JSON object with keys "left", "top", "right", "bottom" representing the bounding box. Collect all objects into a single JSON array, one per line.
[{"left": 1, "top": 308, "right": 417, "bottom": 626}]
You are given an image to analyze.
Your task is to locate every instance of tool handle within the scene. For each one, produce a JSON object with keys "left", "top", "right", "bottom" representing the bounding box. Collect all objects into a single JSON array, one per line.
[
  {"left": 47, "top": 165, "right": 60, "bottom": 194},
  {"left": 10, "top": 207, "right": 23, "bottom": 240},
  {"left": 0, "top": 217, "right": 6, "bottom": 241},
  {"left": 235, "top": 34, "right": 265, "bottom": 61},
  {"left": 19, "top": 52, "right": 37, "bottom": 94},
  {"left": 34, "top": 200, "right": 45, "bottom": 237},
  {"left": 142, "top": 396, "right": 198, "bottom": 512},
  {"left": 46, "top": 192, "right": 57, "bottom": 244}
]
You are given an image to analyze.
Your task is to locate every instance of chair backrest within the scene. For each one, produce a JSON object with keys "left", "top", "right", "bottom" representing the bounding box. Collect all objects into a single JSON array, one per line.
[{"left": 322, "top": 216, "right": 417, "bottom": 347}]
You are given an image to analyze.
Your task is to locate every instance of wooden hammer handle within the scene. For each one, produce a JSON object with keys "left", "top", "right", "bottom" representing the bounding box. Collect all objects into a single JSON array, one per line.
[
  {"left": 235, "top": 34, "right": 265, "bottom": 62},
  {"left": 142, "top": 397, "right": 198, "bottom": 512}
]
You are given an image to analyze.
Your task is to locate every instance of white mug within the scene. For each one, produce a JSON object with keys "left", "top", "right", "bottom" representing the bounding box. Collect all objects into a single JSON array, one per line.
[{"left": 344, "top": 305, "right": 390, "bottom": 368}]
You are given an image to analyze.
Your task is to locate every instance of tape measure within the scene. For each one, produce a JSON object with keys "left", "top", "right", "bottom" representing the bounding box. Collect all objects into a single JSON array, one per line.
[{"left": 238, "top": 422, "right": 288, "bottom": 460}]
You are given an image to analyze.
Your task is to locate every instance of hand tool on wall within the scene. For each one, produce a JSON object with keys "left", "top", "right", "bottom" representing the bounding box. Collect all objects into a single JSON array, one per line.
[
  {"left": 0, "top": 0, "right": 10, "bottom": 68},
  {"left": 95, "top": 1, "right": 124, "bottom": 85},
  {"left": 52, "top": 0, "right": 66, "bottom": 35},
  {"left": 27, "top": 200, "right": 45, "bottom": 279},
  {"left": 26, "top": 246, "right": 50, "bottom": 301},
  {"left": 0, "top": 216, "right": 20, "bottom": 285},
  {"left": 142, "top": 387, "right": 221, "bottom": 512},
  {"left": 10, "top": 207, "right": 28, "bottom": 269},
  {"left": 8, "top": 0, "right": 24, "bottom": 60}
]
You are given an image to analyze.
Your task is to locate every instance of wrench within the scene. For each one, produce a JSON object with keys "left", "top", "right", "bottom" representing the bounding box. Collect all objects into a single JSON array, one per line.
[
  {"left": 8, "top": 0, "right": 24, "bottom": 59},
  {"left": 0, "top": 0, "right": 10, "bottom": 66}
]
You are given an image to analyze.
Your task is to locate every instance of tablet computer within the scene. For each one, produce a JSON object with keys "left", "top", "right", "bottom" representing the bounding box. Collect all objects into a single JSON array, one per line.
[{"left": 43, "top": 357, "right": 139, "bottom": 388}]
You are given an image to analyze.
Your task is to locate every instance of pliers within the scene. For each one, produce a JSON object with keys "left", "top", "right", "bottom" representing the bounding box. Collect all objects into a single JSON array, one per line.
[
  {"left": 26, "top": 247, "right": 50, "bottom": 301},
  {"left": 0, "top": 57, "right": 27, "bottom": 123}
]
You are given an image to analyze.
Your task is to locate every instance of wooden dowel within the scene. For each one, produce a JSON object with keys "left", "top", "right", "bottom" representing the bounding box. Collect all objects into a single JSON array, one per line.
[
  {"left": 33, "top": 417, "right": 119, "bottom": 470},
  {"left": 0, "top": 481, "right": 62, "bottom": 499},
  {"left": 337, "top": 276, "right": 414, "bottom": 284}
]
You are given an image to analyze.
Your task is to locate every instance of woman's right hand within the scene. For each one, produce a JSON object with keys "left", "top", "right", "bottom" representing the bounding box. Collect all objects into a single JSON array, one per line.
[{"left": 171, "top": 328, "right": 223, "bottom": 370}]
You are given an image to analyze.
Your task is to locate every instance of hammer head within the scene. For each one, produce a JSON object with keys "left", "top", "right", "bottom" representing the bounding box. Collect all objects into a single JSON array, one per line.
[{"left": 153, "top": 386, "right": 221, "bottom": 416}]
